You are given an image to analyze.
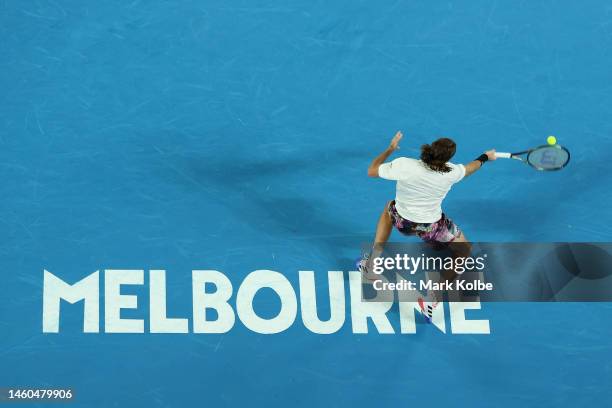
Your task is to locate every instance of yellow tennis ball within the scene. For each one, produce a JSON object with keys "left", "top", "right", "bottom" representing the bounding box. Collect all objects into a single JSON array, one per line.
[{"left": 547, "top": 135, "right": 557, "bottom": 145}]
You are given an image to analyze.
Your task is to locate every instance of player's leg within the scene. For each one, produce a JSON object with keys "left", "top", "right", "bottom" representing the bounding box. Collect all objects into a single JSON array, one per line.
[
  {"left": 447, "top": 230, "right": 473, "bottom": 278},
  {"left": 373, "top": 200, "right": 393, "bottom": 247},
  {"left": 453, "top": 231, "right": 468, "bottom": 242},
  {"left": 360, "top": 200, "right": 394, "bottom": 278},
  {"left": 450, "top": 230, "right": 471, "bottom": 255},
  {"left": 417, "top": 215, "right": 469, "bottom": 320}
]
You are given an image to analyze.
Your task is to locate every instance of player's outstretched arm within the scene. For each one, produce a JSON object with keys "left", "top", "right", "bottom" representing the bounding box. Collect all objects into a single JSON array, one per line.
[
  {"left": 464, "top": 149, "right": 497, "bottom": 177},
  {"left": 367, "top": 131, "right": 403, "bottom": 177}
]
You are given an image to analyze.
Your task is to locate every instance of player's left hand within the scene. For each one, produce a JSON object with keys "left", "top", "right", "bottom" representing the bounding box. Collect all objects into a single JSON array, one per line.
[{"left": 389, "top": 131, "right": 403, "bottom": 151}]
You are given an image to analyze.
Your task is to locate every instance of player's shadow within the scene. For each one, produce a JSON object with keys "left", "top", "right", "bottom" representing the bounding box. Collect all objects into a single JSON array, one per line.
[
  {"left": 249, "top": 196, "right": 367, "bottom": 268},
  {"left": 182, "top": 148, "right": 372, "bottom": 270}
]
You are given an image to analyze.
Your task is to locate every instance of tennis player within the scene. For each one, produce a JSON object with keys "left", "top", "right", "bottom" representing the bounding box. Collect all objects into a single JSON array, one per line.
[{"left": 360, "top": 131, "right": 496, "bottom": 319}]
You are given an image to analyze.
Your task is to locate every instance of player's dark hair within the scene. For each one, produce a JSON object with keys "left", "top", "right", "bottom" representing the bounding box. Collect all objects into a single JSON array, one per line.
[{"left": 420, "top": 138, "right": 456, "bottom": 173}]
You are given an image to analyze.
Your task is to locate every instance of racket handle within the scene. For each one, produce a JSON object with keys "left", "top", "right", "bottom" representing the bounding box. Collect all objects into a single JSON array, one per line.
[{"left": 495, "top": 152, "right": 512, "bottom": 159}]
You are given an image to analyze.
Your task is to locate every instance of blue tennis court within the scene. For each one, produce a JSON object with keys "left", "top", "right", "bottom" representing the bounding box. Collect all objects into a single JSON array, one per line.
[{"left": 1, "top": 1, "right": 611, "bottom": 406}]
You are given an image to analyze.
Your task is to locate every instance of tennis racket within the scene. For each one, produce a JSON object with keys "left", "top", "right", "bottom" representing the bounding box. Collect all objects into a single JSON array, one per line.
[{"left": 494, "top": 144, "right": 570, "bottom": 171}]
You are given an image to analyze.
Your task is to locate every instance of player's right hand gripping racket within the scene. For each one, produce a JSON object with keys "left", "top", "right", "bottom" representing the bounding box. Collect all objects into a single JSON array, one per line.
[{"left": 494, "top": 145, "right": 570, "bottom": 171}]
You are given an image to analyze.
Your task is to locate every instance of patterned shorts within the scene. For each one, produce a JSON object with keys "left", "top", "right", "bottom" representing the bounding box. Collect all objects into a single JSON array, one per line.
[{"left": 387, "top": 200, "right": 461, "bottom": 244}]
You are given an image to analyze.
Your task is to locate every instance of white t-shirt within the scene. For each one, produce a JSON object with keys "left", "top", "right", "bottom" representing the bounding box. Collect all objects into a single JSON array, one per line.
[{"left": 378, "top": 157, "right": 465, "bottom": 223}]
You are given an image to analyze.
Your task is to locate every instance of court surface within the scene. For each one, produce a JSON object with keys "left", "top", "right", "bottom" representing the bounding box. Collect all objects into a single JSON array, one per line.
[{"left": 1, "top": 1, "right": 612, "bottom": 406}]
